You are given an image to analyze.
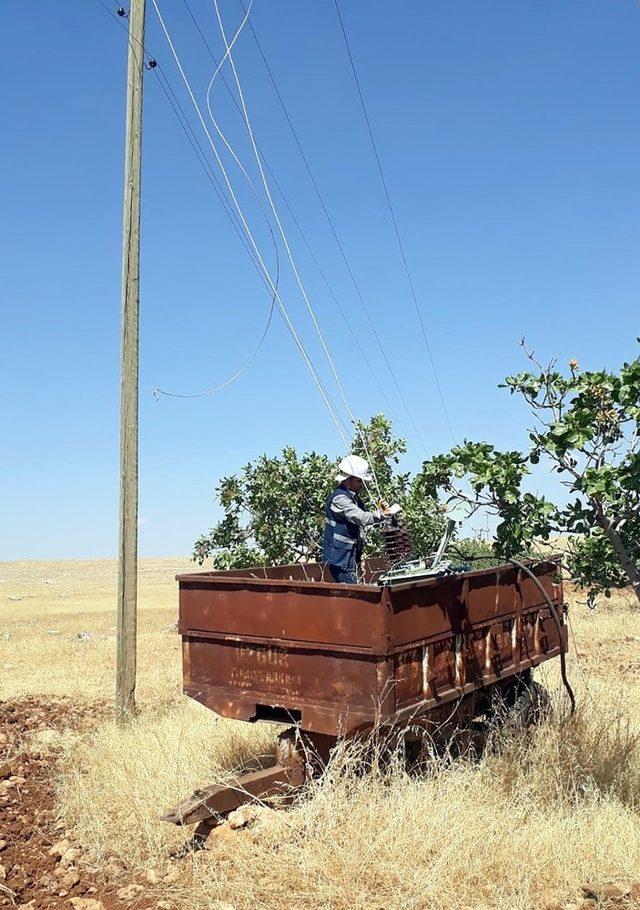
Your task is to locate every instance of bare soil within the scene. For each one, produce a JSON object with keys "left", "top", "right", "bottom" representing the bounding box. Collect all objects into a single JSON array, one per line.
[{"left": 0, "top": 698, "right": 160, "bottom": 910}]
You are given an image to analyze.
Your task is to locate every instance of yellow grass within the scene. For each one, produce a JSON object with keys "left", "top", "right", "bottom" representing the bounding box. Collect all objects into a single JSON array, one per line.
[
  {"left": 3, "top": 558, "right": 640, "bottom": 909},
  {"left": 0, "top": 557, "right": 190, "bottom": 703}
]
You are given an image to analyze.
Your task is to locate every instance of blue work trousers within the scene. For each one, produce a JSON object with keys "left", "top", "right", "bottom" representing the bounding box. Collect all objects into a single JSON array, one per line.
[{"left": 328, "top": 564, "right": 358, "bottom": 585}]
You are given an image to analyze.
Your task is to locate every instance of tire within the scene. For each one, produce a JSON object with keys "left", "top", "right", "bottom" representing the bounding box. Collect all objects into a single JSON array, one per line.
[{"left": 495, "top": 678, "right": 549, "bottom": 731}]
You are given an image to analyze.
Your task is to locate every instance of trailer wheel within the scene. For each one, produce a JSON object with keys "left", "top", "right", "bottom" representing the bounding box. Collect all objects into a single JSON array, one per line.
[{"left": 494, "top": 678, "right": 549, "bottom": 731}]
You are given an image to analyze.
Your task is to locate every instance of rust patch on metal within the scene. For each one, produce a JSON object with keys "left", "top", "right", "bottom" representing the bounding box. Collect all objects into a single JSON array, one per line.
[{"left": 178, "top": 558, "right": 565, "bottom": 737}]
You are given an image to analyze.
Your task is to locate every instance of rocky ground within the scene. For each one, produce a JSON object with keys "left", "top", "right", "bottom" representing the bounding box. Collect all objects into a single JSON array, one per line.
[{"left": 0, "top": 698, "right": 171, "bottom": 910}]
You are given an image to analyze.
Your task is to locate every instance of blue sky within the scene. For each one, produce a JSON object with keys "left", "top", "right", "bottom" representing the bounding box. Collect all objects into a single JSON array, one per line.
[{"left": 2, "top": 0, "right": 639, "bottom": 560}]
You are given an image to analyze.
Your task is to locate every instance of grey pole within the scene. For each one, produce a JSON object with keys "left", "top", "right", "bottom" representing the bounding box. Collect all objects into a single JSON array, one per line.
[{"left": 116, "top": 0, "right": 146, "bottom": 723}]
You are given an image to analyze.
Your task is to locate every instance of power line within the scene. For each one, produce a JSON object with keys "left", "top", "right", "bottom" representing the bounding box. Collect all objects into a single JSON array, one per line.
[
  {"left": 241, "top": 3, "right": 430, "bottom": 456},
  {"left": 152, "top": 0, "right": 354, "bottom": 448},
  {"left": 99, "top": 0, "right": 403, "bottom": 499},
  {"left": 93, "top": 0, "right": 275, "bottom": 297},
  {"left": 181, "top": 0, "right": 424, "bottom": 455},
  {"left": 93, "top": 0, "right": 281, "bottom": 398},
  {"left": 210, "top": 0, "right": 385, "bottom": 501},
  {"left": 153, "top": 0, "right": 384, "bottom": 501},
  {"left": 98, "top": 0, "right": 351, "bottom": 445},
  {"left": 332, "top": 0, "right": 456, "bottom": 444}
]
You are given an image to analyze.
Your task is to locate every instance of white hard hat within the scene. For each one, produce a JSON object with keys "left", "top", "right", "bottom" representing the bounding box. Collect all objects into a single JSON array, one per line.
[{"left": 335, "top": 454, "right": 372, "bottom": 483}]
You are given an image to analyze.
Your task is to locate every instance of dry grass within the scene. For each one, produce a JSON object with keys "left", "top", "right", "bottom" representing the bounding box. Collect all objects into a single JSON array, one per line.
[
  {"left": 57, "top": 694, "right": 640, "bottom": 910},
  {"left": 4, "top": 558, "right": 640, "bottom": 909},
  {"left": 0, "top": 558, "right": 190, "bottom": 703},
  {"left": 56, "top": 701, "right": 275, "bottom": 867}
]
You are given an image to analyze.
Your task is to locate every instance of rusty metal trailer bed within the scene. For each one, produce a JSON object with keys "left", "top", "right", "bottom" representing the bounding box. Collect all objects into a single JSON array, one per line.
[{"left": 164, "top": 557, "right": 566, "bottom": 832}]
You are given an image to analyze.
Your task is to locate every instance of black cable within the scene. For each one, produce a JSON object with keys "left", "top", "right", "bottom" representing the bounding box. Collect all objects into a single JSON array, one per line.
[
  {"left": 449, "top": 550, "right": 576, "bottom": 716},
  {"left": 332, "top": 0, "right": 455, "bottom": 444},
  {"left": 508, "top": 557, "right": 576, "bottom": 716}
]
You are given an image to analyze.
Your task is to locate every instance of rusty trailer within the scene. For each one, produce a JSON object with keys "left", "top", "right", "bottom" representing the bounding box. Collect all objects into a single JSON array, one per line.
[{"left": 163, "top": 557, "right": 566, "bottom": 831}]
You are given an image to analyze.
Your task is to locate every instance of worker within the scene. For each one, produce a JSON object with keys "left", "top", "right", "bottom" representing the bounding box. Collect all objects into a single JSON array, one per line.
[{"left": 323, "top": 454, "right": 399, "bottom": 584}]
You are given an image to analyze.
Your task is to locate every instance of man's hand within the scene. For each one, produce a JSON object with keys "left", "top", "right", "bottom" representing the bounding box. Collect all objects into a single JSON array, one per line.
[{"left": 379, "top": 500, "right": 391, "bottom": 515}]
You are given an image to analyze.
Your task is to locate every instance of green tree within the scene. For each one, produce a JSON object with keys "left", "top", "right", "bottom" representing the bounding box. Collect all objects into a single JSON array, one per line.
[
  {"left": 194, "top": 416, "right": 445, "bottom": 569},
  {"left": 420, "top": 342, "right": 640, "bottom": 605}
]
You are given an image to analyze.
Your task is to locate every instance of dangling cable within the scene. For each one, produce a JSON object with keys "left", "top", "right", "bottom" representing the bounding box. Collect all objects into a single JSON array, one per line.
[
  {"left": 151, "top": 0, "right": 352, "bottom": 448},
  {"left": 93, "top": 0, "right": 282, "bottom": 400},
  {"left": 508, "top": 557, "right": 576, "bottom": 716},
  {"left": 239, "top": 1, "right": 428, "bottom": 456},
  {"left": 152, "top": 251, "right": 278, "bottom": 399},
  {"left": 182, "top": 0, "right": 419, "bottom": 452},
  {"left": 209, "top": 0, "right": 385, "bottom": 503}
]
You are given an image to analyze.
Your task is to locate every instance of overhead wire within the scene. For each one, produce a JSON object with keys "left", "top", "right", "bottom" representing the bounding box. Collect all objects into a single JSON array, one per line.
[
  {"left": 332, "top": 0, "right": 456, "bottom": 445},
  {"left": 151, "top": 0, "right": 354, "bottom": 450},
  {"left": 208, "top": 0, "right": 385, "bottom": 502},
  {"left": 182, "top": 0, "right": 425, "bottom": 456},
  {"left": 93, "top": 0, "right": 281, "bottom": 398},
  {"left": 97, "top": 0, "right": 375, "bottom": 486},
  {"left": 239, "top": 2, "right": 429, "bottom": 457},
  {"left": 151, "top": 3, "right": 286, "bottom": 398},
  {"left": 102, "top": 0, "right": 393, "bottom": 504}
]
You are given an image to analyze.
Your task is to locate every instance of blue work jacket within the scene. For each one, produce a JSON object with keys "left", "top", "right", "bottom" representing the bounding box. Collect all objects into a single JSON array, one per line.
[{"left": 322, "top": 485, "right": 381, "bottom": 569}]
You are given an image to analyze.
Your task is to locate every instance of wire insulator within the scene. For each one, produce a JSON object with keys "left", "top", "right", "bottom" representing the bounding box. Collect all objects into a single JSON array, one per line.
[{"left": 381, "top": 519, "right": 414, "bottom": 564}]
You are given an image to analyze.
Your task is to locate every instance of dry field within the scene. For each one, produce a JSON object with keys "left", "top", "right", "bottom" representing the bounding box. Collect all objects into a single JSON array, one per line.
[{"left": 2, "top": 557, "right": 640, "bottom": 910}]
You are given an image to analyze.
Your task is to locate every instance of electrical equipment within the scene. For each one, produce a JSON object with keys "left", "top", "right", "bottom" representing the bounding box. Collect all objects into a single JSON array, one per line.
[{"left": 378, "top": 518, "right": 470, "bottom": 586}]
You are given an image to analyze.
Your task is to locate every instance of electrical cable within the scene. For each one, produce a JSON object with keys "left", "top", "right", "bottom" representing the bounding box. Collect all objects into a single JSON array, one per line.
[
  {"left": 449, "top": 550, "right": 576, "bottom": 716},
  {"left": 209, "top": 0, "right": 386, "bottom": 502},
  {"left": 99, "top": 0, "right": 383, "bottom": 505},
  {"left": 152, "top": 55, "right": 286, "bottom": 398},
  {"left": 180, "top": 0, "right": 421, "bottom": 454},
  {"left": 147, "top": 81, "right": 278, "bottom": 396},
  {"left": 152, "top": 241, "right": 278, "bottom": 399},
  {"left": 333, "top": 0, "right": 456, "bottom": 444},
  {"left": 93, "top": 0, "right": 281, "bottom": 398},
  {"left": 239, "top": 2, "right": 429, "bottom": 456},
  {"left": 151, "top": 0, "right": 353, "bottom": 448},
  {"left": 102, "top": 0, "right": 391, "bottom": 504},
  {"left": 508, "top": 557, "right": 576, "bottom": 717},
  {"left": 181, "top": 0, "right": 389, "bottom": 405}
]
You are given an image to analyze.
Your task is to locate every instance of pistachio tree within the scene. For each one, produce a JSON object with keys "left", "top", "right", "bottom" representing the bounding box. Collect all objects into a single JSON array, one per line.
[
  {"left": 420, "top": 343, "right": 640, "bottom": 605},
  {"left": 194, "top": 415, "right": 445, "bottom": 568}
]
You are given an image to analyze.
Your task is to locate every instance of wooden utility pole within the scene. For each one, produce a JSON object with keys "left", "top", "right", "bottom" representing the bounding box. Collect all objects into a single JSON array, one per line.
[{"left": 116, "top": 0, "right": 146, "bottom": 723}]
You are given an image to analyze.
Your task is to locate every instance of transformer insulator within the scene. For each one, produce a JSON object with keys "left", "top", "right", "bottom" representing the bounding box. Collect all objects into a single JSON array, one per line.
[{"left": 380, "top": 519, "right": 414, "bottom": 564}]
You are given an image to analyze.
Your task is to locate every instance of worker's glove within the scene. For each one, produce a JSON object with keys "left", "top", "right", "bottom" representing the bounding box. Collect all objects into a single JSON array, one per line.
[{"left": 379, "top": 502, "right": 402, "bottom": 517}]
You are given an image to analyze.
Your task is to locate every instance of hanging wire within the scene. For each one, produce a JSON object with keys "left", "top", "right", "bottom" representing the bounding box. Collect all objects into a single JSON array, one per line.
[
  {"left": 152, "top": 244, "right": 278, "bottom": 399},
  {"left": 150, "top": 4, "right": 286, "bottom": 398},
  {"left": 182, "top": 0, "right": 413, "bottom": 448},
  {"left": 100, "top": 0, "right": 392, "bottom": 504},
  {"left": 93, "top": 0, "right": 281, "bottom": 398},
  {"left": 238, "top": 1, "right": 429, "bottom": 457},
  {"left": 209, "top": 0, "right": 385, "bottom": 503},
  {"left": 203, "top": 0, "right": 424, "bottom": 454},
  {"left": 151, "top": 0, "right": 354, "bottom": 449},
  {"left": 333, "top": 0, "right": 456, "bottom": 445}
]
